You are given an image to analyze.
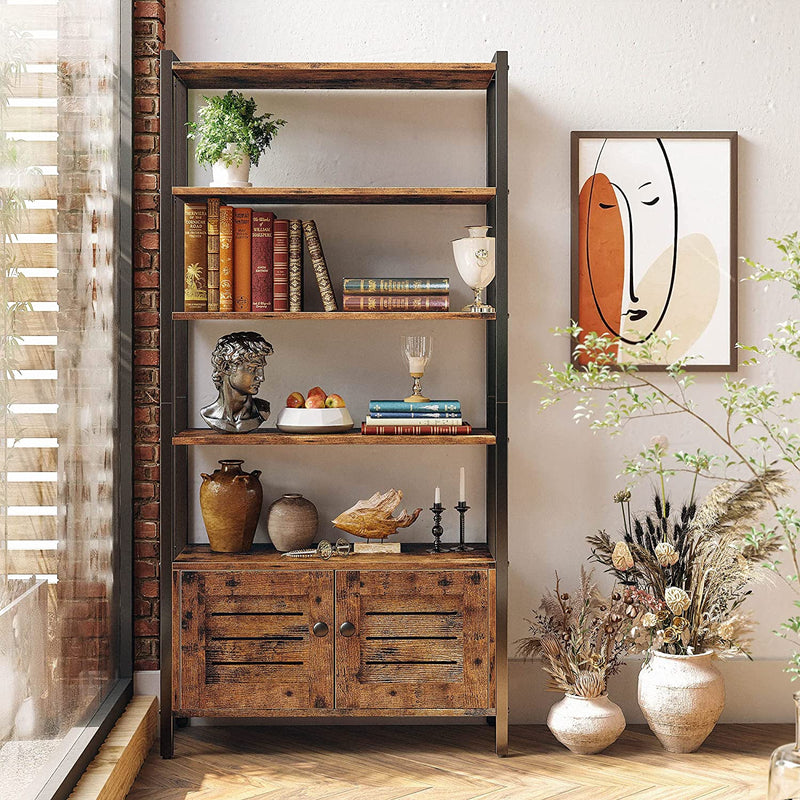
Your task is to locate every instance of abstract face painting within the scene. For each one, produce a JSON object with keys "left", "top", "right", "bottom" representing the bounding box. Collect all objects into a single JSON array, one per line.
[{"left": 572, "top": 133, "right": 737, "bottom": 369}]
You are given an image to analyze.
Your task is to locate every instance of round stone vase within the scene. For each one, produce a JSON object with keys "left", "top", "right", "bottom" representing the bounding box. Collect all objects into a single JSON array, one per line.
[
  {"left": 638, "top": 650, "right": 725, "bottom": 753},
  {"left": 546, "top": 693, "right": 626, "bottom": 755},
  {"left": 199, "top": 459, "right": 262, "bottom": 552},
  {"left": 267, "top": 493, "right": 319, "bottom": 552}
]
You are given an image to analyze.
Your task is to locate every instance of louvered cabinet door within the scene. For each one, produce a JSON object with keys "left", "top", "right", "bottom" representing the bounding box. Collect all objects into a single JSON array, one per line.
[
  {"left": 174, "top": 570, "right": 334, "bottom": 712},
  {"left": 335, "top": 570, "right": 493, "bottom": 711}
]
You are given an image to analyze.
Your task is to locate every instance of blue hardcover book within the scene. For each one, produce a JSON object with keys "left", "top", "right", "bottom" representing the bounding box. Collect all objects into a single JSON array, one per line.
[
  {"left": 369, "top": 400, "right": 461, "bottom": 413},
  {"left": 368, "top": 410, "right": 462, "bottom": 419}
]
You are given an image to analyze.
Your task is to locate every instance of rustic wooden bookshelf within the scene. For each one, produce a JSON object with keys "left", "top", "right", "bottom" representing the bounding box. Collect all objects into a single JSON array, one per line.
[{"left": 159, "top": 52, "right": 508, "bottom": 758}]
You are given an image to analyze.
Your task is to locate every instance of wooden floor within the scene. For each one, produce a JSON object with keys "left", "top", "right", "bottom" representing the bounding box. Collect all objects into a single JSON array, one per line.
[{"left": 127, "top": 723, "right": 788, "bottom": 800}]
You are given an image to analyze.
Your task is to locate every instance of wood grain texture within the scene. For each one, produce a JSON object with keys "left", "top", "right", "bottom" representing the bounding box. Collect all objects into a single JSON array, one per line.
[
  {"left": 173, "top": 543, "right": 495, "bottom": 570},
  {"left": 172, "top": 62, "right": 496, "bottom": 90},
  {"left": 172, "top": 428, "right": 496, "bottom": 446},
  {"left": 174, "top": 570, "right": 334, "bottom": 713},
  {"left": 128, "top": 723, "right": 787, "bottom": 799},
  {"left": 67, "top": 696, "right": 157, "bottom": 800},
  {"left": 174, "top": 310, "right": 495, "bottom": 320},
  {"left": 172, "top": 186, "right": 496, "bottom": 204},
  {"left": 335, "top": 570, "right": 491, "bottom": 711}
]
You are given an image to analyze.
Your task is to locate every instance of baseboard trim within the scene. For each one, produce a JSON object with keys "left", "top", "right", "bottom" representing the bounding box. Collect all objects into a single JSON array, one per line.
[{"left": 67, "top": 696, "right": 157, "bottom": 800}]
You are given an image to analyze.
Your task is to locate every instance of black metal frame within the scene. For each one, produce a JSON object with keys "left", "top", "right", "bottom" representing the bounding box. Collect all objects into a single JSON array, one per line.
[
  {"left": 31, "top": 1, "right": 135, "bottom": 797},
  {"left": 158, "top": 51, "right": 509, "bottom": 758}
]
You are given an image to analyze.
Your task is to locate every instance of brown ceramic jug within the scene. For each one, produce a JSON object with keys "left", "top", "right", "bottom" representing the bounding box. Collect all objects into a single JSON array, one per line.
[{"left": 199, "top": 459, "right": 263, "bottom": 552}]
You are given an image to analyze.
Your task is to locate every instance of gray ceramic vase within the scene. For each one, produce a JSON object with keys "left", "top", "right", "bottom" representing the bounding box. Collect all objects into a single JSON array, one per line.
[{"left": 266, "top": 493, "right": 319, "bottom": 552}]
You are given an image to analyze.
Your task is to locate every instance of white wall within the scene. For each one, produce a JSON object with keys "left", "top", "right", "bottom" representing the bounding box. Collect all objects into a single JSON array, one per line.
[{"left": 166, "top": 0, "right": 800, "bottom": 722}]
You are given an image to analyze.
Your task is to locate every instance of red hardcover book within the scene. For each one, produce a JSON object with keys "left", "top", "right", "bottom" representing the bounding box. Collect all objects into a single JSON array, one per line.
[
  {"left": 273, "top": 219, "right": 290, "bottom": 312},
  {"left": 361, "top": 423, "right": 472, "bottom": 435},
  {"left": 232, "top": 207, "right": 252, "bottom": 312},
  {"left": 251, "top": 210, "right": 275, "bottom": 312},
  {"left": 342, "top": 295, "right": 450, "bottom": 312}
]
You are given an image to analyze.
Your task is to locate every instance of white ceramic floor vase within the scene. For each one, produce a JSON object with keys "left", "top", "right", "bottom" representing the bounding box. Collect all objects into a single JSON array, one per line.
[
  {"left": 546, "top": 694, "right": 626, "bottom": 755},
  {"left": 638, "top": 650, "right": 725, "bottom": 753}
]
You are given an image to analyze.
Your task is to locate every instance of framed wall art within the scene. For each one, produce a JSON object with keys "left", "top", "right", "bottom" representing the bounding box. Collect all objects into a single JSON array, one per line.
[{"left": 571, "top": 131, "right": 738, "bottom": 370}]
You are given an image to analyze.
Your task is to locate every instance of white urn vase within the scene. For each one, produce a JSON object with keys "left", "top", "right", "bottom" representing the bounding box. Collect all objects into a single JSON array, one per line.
[
  {"left": 210, "top": 144, "right": 252, "bottom": 187},
  {"left": 546, "top": 693, "right": 626, "bottom": 755},
  {"left": 638, "top": 650, "right": 725, "bottom": 753},
  {"left": 452, "top": 225, "right": 496, "bottom": 313}
]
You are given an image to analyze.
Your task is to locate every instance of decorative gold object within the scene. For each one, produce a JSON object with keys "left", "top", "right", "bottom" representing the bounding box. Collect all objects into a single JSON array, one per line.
[
  {"left": 200, "top": 331, "right": 274, "bottom": 433},
  {"left": 332, "top": 489, "right": 422, "bottom": 540},
  {"left": 280, "top": 538, "right": 351, "bottom": 559},
  {"left": 400, "top": 335, "right": 433, "bottom": 403}
]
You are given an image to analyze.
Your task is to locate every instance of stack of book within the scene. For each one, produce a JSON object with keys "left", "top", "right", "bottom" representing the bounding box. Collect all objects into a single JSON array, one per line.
[
  {"left": 184, "top": 201, "right": 337, "bottom": 313},
  {"left": 362, "top": 400, "right": 471, "bottom": 435},
  {"left": 342, "top": 277, "right": 450, "bottom": 312}
]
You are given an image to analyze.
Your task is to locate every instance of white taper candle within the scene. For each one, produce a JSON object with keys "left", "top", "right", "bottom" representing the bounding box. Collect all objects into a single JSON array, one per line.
[
  {"left": 434, "top": 486, "right": 441, "bottom": 505},
  {"left": 459, "top": 467, "right": 465, "bottom": 502}
]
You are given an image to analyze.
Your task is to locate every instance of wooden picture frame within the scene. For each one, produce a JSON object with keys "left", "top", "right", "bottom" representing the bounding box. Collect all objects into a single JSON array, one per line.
[{"left": 571, "top": 131, "right": 738, "bottom": 371}]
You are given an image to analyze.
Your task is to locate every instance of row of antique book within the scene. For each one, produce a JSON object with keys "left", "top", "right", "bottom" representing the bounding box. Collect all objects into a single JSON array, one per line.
[
  {"left": 362, "top": 400, "right": 471, "bottom": 435},
  {"left": 342, "top": 278, "right": 450, "bottom": 312},
  {"left": 183, "top": 201, "right": 337, "bottom": 313},
  {"left": 183, "top": 201, "right": 455, "bottom": 314}
]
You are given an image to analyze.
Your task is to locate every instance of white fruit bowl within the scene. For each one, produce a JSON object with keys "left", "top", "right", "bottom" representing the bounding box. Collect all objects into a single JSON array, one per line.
[{"left": 276, "top": 406, "right": 354, "bottom": 433}]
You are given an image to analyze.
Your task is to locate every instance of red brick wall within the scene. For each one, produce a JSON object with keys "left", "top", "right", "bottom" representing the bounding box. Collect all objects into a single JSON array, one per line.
[{"left": 132, "top": 0, "right": 164, "bottom": 671}]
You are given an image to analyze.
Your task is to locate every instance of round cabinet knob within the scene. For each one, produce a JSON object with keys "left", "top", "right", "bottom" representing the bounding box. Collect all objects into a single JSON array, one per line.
[
  {"left": 339, "top": 621, "right": 356, "bottom": 637},
  {"left": 312, "top": 621, "right": 329, "bottom": 638}
]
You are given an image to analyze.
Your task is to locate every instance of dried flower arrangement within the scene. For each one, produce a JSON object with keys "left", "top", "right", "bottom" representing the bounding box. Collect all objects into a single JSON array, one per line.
[
  {"left": 588, "top": 470, "right": 787, "bottom": 657},
  {"left": 516, "top": 568, "right": 645, "bottom": 697}
]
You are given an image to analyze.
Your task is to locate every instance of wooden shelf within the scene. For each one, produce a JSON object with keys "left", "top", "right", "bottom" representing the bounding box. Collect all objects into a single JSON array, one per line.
[
  {"left": 172, "top": 186, "right": 496, "bottom": 205},
  {"left": 174, "top": 543, "right": 495, "bottom": 571},
  {"left": 172, "top": 62, "right": 496, "bottom": 90},
  {"left": 173, "top": 311, "right": 495, "bottom": 321},
  {"left": 172, "top": 428, "right": 496, "bottom": 446}
]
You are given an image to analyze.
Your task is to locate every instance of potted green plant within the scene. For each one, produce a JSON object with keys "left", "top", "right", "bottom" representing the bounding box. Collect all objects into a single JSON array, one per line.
[{"left": 187, "top": 91, "right": 286, "bottom": 187}]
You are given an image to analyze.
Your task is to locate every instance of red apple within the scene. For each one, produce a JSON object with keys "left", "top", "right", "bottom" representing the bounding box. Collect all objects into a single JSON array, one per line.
[
  {"left": 307, "top": 386, "right": 327, "bottom": 402},
  {"left": 325, "top": 394, "right": 346, "bottom": 408},
  {"left": 305, "top": 395, "right": 326, "bottom": 409},
  {"left": 286, "top": 391, "right": 305, "bottom": 408}
]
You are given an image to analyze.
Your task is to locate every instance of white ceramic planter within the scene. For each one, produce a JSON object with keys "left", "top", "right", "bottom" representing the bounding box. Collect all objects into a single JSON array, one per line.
[
  {"left": 210, "top": 146, "right": 251, "bottom": 187},
  {"left": 546, "top": 693, "right": 626, "bottom": 755},
  {"left": 638, "top": 650, "right": 725, "bottom": 753}
]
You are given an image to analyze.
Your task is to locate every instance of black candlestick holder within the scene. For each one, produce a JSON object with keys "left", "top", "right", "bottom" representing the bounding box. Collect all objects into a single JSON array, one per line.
[
  {"left": 450, "top": 501, "right": 473, "bottom": 552},
  {"left": 428, "top": 503, "right": 445, "bottom": 553}
]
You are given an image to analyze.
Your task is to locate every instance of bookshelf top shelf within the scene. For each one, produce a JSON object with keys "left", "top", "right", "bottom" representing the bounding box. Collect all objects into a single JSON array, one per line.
[
  {"left": 172, "top": 187, "right": 496, "bottom": 205},
  {"left": 172, "top": 62, "right": 497, "bottom": 90},
  {"left": 173, "top": 429, "right": 497, "bottom": 446},
  {"left": 173, "top": 311, "right": 495, "bottom": 321}
]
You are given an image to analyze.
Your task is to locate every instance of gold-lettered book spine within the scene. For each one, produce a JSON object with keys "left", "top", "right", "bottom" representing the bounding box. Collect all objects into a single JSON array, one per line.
[
  {"left": 219, "top": 205, "right": 234, "bottom": 312},
  {"left": 302, "top": 219, "right": 337, "bottom": 312},
  {"left": 183, "top": 202, "right": 207, "bottom": 312},
  {"left": 206, "top": 198, "right": 221, "bottom": 312},
  {"left": 288, "top": 218, "right": 303, "bottom": 312}
]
